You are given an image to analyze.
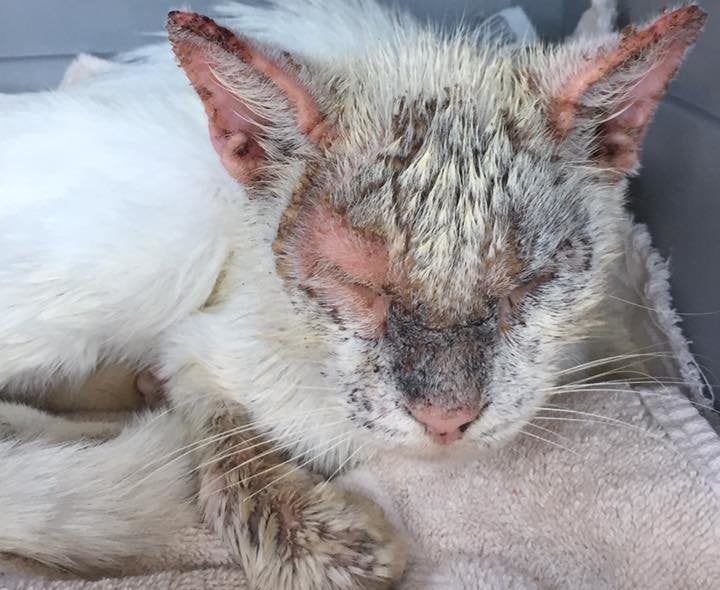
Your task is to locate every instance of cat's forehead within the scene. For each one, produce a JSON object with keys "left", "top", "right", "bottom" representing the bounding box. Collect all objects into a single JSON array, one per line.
[
  {"left": 331, "top": 40, "right": 558, "bottom": 220},
  {"left": 327, "top": 86, "right": 577, "bottom": 315}
]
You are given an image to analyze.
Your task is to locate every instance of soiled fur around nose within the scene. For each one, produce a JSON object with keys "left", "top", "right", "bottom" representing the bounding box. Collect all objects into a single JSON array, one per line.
[{"left": 0, "top": 0, "right": 706, "bottom": 584}]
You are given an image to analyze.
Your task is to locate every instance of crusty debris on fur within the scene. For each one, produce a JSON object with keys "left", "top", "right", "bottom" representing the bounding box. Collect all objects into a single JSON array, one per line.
[{"left": 198, "top": 404, "right": 407, "bottom": 589}]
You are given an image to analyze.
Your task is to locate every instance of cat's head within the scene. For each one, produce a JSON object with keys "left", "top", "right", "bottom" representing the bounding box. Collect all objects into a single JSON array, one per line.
[{"left": 168, "top": 5, "right": 705, "bottom": 457}]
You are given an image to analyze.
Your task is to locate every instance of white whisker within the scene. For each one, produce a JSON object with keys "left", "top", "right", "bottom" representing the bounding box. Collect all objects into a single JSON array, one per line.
[
  {"left": 124, "top": 407, "right": 342, "bottom": 492},
  {"left": 202, "top": 429, "right": 350, "bottom": 496},
  {"left": 524, "top": 421, "right": 574, "bottom": 444},
  {"left": 195, "top": 417, "right": 350, "bottom": 475},
  {"left": 555, "top": 350, "right": 680, "bottom": 378},
  {"left": 607, "top": 294, "right": 720, "bottom": 317},
  {"left": 536, "top": 405, "right": 662, "bottom": 436},
  {"left": 545, "top": 386, "right": 719, "bottom": 415},
  {"left": 320, "top": 442, "right": 367, "bottom": 490},
  {"left": 241, "top": 430, "right": 352, "bottom": 487},
  {"left": 518, "top": 429, "right": 579, "bottom": 455},
  {"left": 243, "top": 434, "right": 353, "bottom": 503}
]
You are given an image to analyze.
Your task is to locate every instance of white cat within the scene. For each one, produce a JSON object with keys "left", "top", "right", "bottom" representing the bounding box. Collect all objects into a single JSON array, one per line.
[{"left": 0, "top": 1, "right": 706, "bottom": 587}]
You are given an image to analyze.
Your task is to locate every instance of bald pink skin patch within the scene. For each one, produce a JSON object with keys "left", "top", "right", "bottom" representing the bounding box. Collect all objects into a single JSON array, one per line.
[
  {"left": 305, "top": 204, "right": 390, "bottom": 286},
  {"left": 550, "top": 5, "right": 706, "bottom": 172},
  {"left": 167, "top": 11, "right": 328, "bottom": 182},
  {"left": 295, "top": 202, "right": 392, "bottom": 335}
]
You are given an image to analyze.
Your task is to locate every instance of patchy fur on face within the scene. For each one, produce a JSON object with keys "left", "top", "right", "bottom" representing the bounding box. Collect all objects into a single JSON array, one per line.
[{"left": 169, "top": 3, "right": 705, "bottom": 461}]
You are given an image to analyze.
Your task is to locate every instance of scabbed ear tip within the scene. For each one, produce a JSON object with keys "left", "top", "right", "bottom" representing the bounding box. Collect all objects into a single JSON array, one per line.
[
  {"left": 167, "top": 10, "right": 183, "bottom": 27},
  {"left": 166, "top": 10, "right": 204, "bottom": 33},
  {"left": 684, "top": 4, "right": 708, "bottom": 23},
  {"left": 680, "top": 4, "right": 707, "bottom": 30},
  {"left": 690, "top": 5, "right": 708, "bottom": 33},
  {"left": 654, "top": 4, "right": 708, "bottom": 35}
]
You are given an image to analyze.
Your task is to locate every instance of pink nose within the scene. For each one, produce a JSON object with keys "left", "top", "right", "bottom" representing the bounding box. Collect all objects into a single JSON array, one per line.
[{"left": 409, "top": 405, "right": 481, "bottom": 445}]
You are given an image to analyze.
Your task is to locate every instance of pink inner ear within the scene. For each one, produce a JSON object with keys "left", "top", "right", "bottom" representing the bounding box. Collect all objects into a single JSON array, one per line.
[
  {"left": 550, "top": 6, "right": 705, "bottom": 171},
  {"left": 599, "top": 34, "right": 693, "bottom": 170},
  {"left": 179, "top": 47, "right": 267, "bottom": 182},
  {"left": 167, "top": 12, "right": 328, "bottom": 182},
  {"left": 611, "top": 32, "right": 692, "bottom": 126}
]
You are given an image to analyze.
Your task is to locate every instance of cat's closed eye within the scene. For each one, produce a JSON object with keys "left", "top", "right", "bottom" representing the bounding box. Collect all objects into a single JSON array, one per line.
[
  {"left": 498, "top": 272, "right": 554, "bottom": 331},
  {"left": 498, "top": 237, "right": 589, "bottom": 330}
]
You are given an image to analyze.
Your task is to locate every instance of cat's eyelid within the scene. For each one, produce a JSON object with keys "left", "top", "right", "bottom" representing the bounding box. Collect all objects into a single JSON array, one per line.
[
  {"left": 510, "top": 270, "right": 555, "bottom": 299},
  {"left": 323, "top": 260, "right": 383, "bottom": 291}
]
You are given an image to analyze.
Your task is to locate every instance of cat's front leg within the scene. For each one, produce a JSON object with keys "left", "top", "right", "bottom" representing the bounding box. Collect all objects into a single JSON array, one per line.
[{"left": 196, "top": 405, "right": 407, "bottom": 590}]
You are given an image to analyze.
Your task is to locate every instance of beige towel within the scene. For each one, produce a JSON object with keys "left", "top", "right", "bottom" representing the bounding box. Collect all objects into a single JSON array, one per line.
[
  {"left": 3, "top": 2, "right": 719, "bottom": 583},
  {"left": 3, "top": 220, "right": 719, "bottom": 590}
]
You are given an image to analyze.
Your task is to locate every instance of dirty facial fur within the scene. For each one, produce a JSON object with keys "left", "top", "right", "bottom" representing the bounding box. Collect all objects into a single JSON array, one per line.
[
  {"left": 165, "top": 2, "right": 705, "bottom": 457},
  {"left": 0, "top": 0, "right": 706, "bottom": 585}
]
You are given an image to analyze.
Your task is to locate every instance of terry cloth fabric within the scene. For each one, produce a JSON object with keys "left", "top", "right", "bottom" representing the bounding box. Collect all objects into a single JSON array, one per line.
[
  {"left": 2, "top": 2, "right": 719, "bottom": 588},
  {"left": 3, "top": 213, "right": 719, "bottom": 590}
]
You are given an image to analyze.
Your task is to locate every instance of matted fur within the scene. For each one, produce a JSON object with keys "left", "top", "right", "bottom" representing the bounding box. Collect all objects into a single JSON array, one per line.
[{"left": 0, "top": 0, "right": 706, "bottom": 586}]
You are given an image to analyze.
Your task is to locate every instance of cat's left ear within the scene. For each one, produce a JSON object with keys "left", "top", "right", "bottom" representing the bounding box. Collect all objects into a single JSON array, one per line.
[
  {"left": 547, "top": 5, "right": 706, "bottom": 175},
  {"left": 167, "top": 11, "right": 331, "bottom": 184}
]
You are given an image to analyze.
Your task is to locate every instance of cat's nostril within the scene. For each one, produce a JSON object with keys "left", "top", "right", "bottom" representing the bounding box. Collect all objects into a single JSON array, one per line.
[{"left": 407, "top": 404, "right": 482, "bottom": 444}]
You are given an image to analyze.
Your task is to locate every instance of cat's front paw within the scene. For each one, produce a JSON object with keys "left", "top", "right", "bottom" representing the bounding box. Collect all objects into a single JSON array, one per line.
[{"left": 200, "top": 468, "right": 406, "bottom": 590}]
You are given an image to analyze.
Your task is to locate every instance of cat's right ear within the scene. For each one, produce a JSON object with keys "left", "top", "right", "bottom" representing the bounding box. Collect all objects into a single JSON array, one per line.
[{"left": 167, "top": 11, "right": 331, "bottom": 184}]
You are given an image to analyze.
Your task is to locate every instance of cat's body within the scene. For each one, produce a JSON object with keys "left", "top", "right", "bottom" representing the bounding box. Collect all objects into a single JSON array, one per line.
[
  {"left": 0, "top": 1, "right": 403, "bottom": 470},
  {"left": 0, "top": 1, "right": 706, "bottom": 587}
]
